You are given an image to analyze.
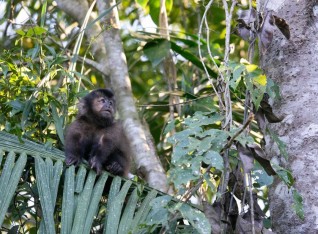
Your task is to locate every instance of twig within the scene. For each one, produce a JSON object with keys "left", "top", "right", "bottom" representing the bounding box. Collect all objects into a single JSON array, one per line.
[
  {"left": 198, "top": 0, "right": 225, "bottom": 109},
  {"left": 137, "top": 94, "right": 215, "bottom": 108},
  {"left": 222, "top": 113, "right": 254, "bottom": 152}
]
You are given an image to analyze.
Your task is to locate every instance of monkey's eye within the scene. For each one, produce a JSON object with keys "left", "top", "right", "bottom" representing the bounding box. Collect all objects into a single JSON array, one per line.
[
  {"left": 99, "top": 98, "right": 106, "bottom": 103},
  {"left": 109, "top": 100, "right": 113, "bottom": 106}
]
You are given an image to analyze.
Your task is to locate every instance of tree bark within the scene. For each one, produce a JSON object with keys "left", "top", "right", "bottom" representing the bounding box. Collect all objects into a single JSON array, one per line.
[
  {"left": 259, "top": 1, "right": 318, "bottom": 233},
  {"left": 95, "top": 0, "right": 168, "bottom": 192},
  {"left": 56, "top": 0, "right": 109, "bottom": 79}
]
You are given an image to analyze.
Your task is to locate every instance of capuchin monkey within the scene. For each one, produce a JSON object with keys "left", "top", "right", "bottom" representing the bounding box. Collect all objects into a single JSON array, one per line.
[{"left": 64, "top": 89, "right": 131, "bottom": 177}]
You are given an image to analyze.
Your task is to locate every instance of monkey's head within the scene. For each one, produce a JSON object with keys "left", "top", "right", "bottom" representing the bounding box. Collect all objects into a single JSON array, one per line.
[{"left": 78, "top": 88, "right": 116, "bottom": 127}]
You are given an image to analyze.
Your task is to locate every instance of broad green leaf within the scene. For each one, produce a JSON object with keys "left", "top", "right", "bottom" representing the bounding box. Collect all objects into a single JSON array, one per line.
[
  {"left": 26, "top": 26, "right": 47, "bottom": 36},
  {"left": 252, "top": 162, "right": 273, "bottom": 187},
  {"left": 143, "top": 39, "right": 171, "bottom": 67},
  {"left": 230, "top": 63, "right": 245, "bottom": 90},
  {"left": 106, "top": 180, "right": 132, "bottom": 234},
  {"left": 15, "top": 29, "right": 25, "bottom": 36},
  {"left": 35, "top": 156, "right": 56, "bottom": 234},
  {"left": 169, "top": 167, "right": 199, "bottom": 189},
  {"left": 136, "top": 0, "right": 149, "bottom": 9},
  {"left": 204, "top": 151, "right": 223, "bottom": 171},
  {"left": 72, "top": 170, "right": 96, "bottom": 234},
  {"left": 118, "top": 188, "right": 139, "bottom": 234},
  {"left": 170, "top": 41, "right": 216, "bottom": 77},
  {"left": 0, "top": 153, "right": 27, "bottom": 227},
  {"left": 164, "top": 119, "right": 178, "bottom": 134},
  {"left": 270, "top": 162, "right": 294, "bottom": 188},
  {"left": 40, "top": 1, "right": 48, "bottom": 27},
  {"left": 50, "top": 102, "right": 65, "bottom": 145},
  {"left": 145, "top": 196, "right": 172, "bottom": 225},
  {"left": 178, "top": 204, "right": 211, "bottom": 234},
  {"left": 61, "top": 166, "right": 75, "bottom": 234}
]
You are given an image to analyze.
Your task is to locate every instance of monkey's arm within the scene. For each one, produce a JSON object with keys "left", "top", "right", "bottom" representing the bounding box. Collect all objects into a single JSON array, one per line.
[{"left": 64, "top": 123, "right": 89, "bottom": 166}]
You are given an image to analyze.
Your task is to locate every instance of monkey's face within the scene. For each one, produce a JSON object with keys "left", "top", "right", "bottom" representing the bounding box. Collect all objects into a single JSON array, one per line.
[{"left": 93, "top": 95, "right": 115, "bottom": 120}]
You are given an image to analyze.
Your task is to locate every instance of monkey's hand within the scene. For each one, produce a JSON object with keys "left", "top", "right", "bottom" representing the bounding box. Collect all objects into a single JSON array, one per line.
[
  {"left": 89, "top": 156, "right": 103, "bottom": 175},
  {"left": 106, "top": 161, "right": 124, "bottom": 176},
  {"left": 65, "top": 154, "right": 82, "bottom": 166}
]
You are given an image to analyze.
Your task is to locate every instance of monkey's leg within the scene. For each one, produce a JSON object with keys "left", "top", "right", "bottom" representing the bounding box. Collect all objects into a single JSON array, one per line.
[
  {"left": 88, "top": 144, "right": 108, "bottom": 175},
  {"left": 104, "top": 152, "right": 128, "bottom": 176},
  {"left": 65, "top": 133, "right": 87, "bottom": 166}
]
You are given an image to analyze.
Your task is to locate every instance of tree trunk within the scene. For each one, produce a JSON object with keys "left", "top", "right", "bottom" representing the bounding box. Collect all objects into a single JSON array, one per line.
[{"left": 259, "top": 1, "right": 318, "bottom": 233}]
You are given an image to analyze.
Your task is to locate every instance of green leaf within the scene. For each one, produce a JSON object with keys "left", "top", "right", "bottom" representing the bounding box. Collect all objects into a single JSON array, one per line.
[
  {"left": 178, "top": 203, "right": 211, "bottom": 234},
  {"left": 170, "top": 41, "right": 216, "bottom": 77},
  {"left": 44, "top": 45, "right": 56, "bottom": 57},
  {"left": 292, "top": 188, "right": 304, "bottom": 220},
  {"left": 15, "top": 29, "right": 25, "bottom": 36},
  {"left": 230, "top": 63, "right": 245, "bottom": 90},
  {"left": 61, "top": 166, "right": 75, "bottom": 234},
  {"left": 26, "top": 26, "right": 47, "bottom": 36},
  {"left": 106, "top": 180, "right": 132, "bottom": 234},
  {"left": 72, "top": 170, "right": 96, "bottom": 234},
  {"left": 169, "top": 167, "right": 199, "bottom": 189},
  {"left": 252, "top": 162, "right": 273, "bottom": 187},
  {"left": 204, "top": 151, "right": 223, "bottom": 171},
  {"left": 145, "top": 196, "right": 172, "bottom": 226},
  {"left": 164, "top": 119, "right": 178, "bottom": 134},
  {"left": 136, "top": 0, "right": 149, "bottom": 9},
  {"left": 0, "top": 153, "right": 27, "bottom": 227},
  {"left": 270, "top": 162, "right": 294, "bottom": 188},
  {"left": 245, "top": 65, "right": 267, "bottom": 109},
  {"left": 35, "top": 156, "right": 56, "bottom": 234},
  {"left": 40, "top": 0, "right": 48, "bottom": 27},
  {"left": 50, "top": 102, "right": 65, "bottom": 145},
  {"left": 266, "top": 77, "right": 281, "bottom": 100},
  {"left": 267, "top": 129, "right": 288, "bottom": 159},
  {"left": 118, "top": 188, "right": 139, "bottom": 234},
  {"left": 143, "top": 39, "right": 171, "bottom": 67}
]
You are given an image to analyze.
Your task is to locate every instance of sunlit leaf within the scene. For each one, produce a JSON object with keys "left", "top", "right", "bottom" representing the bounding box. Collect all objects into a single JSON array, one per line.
[{"left": 15, "top": 29, "right": 25, "bottom": 36}]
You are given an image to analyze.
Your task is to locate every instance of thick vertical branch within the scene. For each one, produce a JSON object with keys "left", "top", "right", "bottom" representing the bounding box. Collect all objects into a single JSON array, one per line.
[
  {"left": 258, "top": 0, "right": 318, "bottom": 233},
  {"left": 56, "top": 0, "right": 109, "bottom": 83},
  {"left": 159, "top": 0, "right": 180, "bottom": 122},
  {"left": 96, "top": 0, "right": 168, "bottom": 192}
]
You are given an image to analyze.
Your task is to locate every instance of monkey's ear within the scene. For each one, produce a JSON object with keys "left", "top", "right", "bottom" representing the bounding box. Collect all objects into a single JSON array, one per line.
[{"left": 77, "top": 100, "right": 87, "bottom": 116}]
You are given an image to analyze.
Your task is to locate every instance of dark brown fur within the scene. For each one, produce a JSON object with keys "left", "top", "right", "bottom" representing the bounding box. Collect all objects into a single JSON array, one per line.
[{"left": 64, "top": 89, "right": 130, "bottom": 176}]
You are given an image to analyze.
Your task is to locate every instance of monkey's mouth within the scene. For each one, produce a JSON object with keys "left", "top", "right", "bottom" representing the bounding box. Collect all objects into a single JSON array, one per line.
[{"left": 101, "top": 110, "right": 111, "bottom": 114}]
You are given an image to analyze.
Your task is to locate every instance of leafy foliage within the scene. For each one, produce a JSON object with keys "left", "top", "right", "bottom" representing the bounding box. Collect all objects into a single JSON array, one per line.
[{"left": 0, "top": 0, "right": 304, "bottom": 232}]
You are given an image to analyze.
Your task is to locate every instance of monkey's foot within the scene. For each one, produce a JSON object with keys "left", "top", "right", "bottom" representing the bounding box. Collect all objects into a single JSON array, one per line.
[
  {"left": 89, "top": 156, "right": 103, "bottom": 175},
  {"left": 106, "top": 162, "right": 124, "bottom": 176},
  {"left": 65, "top": 155, "right": 82, "bottom": 166}
]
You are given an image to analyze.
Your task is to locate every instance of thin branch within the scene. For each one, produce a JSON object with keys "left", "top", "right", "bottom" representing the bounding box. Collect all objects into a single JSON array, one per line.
[
  {"left": 198, "top": 0, "right": 225, "bottom": 109},
  {"left": 222, "top": 113, "right": 254, "bottom": 152},
  {"left": 137, "top": 94, "right": 215, "bottom": 108}
]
